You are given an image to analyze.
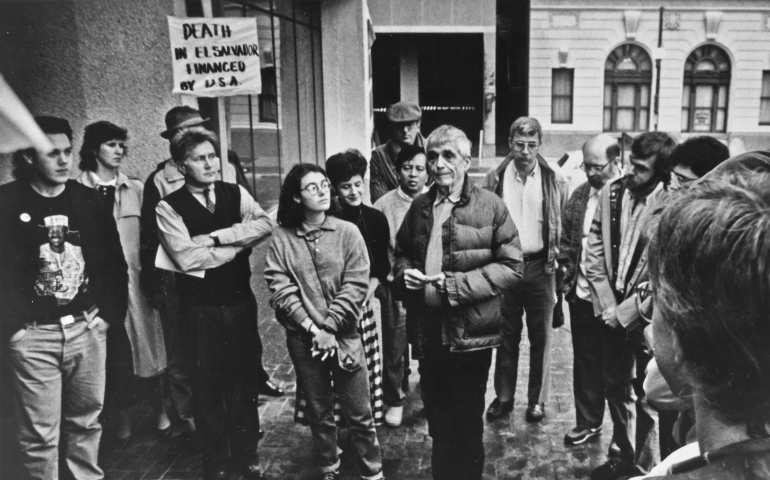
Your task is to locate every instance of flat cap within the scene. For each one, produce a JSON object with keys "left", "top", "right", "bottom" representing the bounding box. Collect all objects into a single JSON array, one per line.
[{"left": 386, "top": 101, "right": 421, "bottom": 123}]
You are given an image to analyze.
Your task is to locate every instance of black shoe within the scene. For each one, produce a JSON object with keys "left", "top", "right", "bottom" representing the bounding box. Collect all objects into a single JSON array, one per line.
[
  {"left": 525, "top": 403, "right": 545, "bottom": 422},
  {"left": 261, "top": 380, "right": 285, "bottom": 397},
  {"left": 564, "top": 426, "right": 602, "bottom": 445},
  {"left": 242, "top": 463, "right": 267, "bottom": 480},
  {"left": 321, "top": 471, "right": 339, "bottom": 480},
  {"left": 590, "top": 459, "right": 639, "bottom": 480},
  {"left": 486, "top": 398, "right": 514, "bottom": 421}
]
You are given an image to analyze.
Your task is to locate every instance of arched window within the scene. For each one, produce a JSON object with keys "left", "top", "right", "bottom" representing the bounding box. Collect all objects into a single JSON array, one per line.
[
  {"left": 681, "top": 45, "right": 731, "bottom": 132},
  {"left": 603, "top": 44, "right": 652, "bottom": 132}
]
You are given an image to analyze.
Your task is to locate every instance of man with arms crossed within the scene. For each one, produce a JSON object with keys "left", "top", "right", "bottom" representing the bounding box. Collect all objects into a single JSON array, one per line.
[{"left": 156, "top": 129, "right": 273, "bottom": 480}]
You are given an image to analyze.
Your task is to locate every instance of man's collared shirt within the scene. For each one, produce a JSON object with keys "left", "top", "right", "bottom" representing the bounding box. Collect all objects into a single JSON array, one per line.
[
  {"left": 424, "top": 187, "right": 462, "bottom": 308},
  {"left": 156, "top": 183, "right": 272, "bottom": 272},
  {"left": 576, "top": 187, "right": 600, "bottom": 301},
  {"left": 502, "top": 160, "right": 544, "bottom": 254},
  {"left": 615, "top": 181, "right": 664, "bottom": 293}
]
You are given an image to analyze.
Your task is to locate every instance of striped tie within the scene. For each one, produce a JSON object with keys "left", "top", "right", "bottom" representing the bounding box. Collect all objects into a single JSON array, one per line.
[{"left": 203, "top": 188, "right": 215, "bottom": 213}]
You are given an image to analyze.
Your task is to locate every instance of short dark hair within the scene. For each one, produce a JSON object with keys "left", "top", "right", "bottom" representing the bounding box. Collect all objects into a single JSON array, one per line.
[
  {"left": 325, "top": 149, "right": 368, "bottom": 188},
  {"left": 649, "top": 176, "right": 770, "bottom": 431},
  {"left": 277, "top": 163, "right": 328, "bottom": 229},
  {"left": 630, "top": 131, "right": 677, "bottom": 183},
  {"left": 79, "top": 121, "right": 128, "bottom": 171},
  {"left": 13, "top": 116, "right": 73, "bottom": 181},
  {"left": 35, "top": 116, "right": 73, "bottom": 142},
  {"left": 668, "top": 136, "right": 730, "bottom": 179},
  {"left": 169, "top": 128, "right": 219, "bottom": 164},
  {"left": 394, "top": 143, "right": 426, "bottom": 171}
]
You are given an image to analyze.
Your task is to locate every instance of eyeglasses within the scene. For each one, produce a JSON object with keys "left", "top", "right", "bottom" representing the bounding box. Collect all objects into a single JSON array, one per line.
[
  {"left": 579, "top": 161, "right": 613, "bottom": 174},
  {"left": 634, "top": 281, "right": 654, "bottom": 324},
  {"left": 300, "top": 180, "right": 330, "bottom": 196},
  {"left": 673, "top": 171, "right": 697, "bottom": 186},
  {"left": 512, "top": 141, "right": 540, "bottom": 152}
]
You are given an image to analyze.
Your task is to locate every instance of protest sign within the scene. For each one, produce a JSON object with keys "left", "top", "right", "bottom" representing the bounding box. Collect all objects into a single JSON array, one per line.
[{"left": 168, "top": 16, "right": 261, "bottom": 97}]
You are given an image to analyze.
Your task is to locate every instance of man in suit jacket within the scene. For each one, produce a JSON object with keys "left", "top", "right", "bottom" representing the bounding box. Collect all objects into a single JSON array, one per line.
[
  {"left": 0, "top": 116, "right": 128, "bottom": 480},
  {"left": 559, "top": 134, "right": 622, "bottom": 446},
  {"left": 585, "top": 131, "right": 676, "bottom": 480}
]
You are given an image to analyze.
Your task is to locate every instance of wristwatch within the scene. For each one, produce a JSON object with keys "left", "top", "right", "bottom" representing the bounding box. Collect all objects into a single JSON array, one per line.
[{"left": 209, "top": 232, "right": 222, "bottom": 247}]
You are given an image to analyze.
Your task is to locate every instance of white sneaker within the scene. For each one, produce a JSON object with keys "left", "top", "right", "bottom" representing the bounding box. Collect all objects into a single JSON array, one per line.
[{"left": 384, "top": 406, "right": 403, "bottom": 427}]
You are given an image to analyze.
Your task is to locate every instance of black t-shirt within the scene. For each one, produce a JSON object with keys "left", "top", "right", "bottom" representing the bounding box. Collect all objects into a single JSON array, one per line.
[{"left": 22, "top": 184, "right": 94, "bottom": 321}]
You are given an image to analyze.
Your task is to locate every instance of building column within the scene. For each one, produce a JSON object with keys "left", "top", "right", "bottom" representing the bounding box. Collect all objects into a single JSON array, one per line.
[
  {"left": 321, "top": 0, "right": 371, "bottom": 159},
  {"left": 399, "top": 37, "right": 419, "bottom": 105},
  {"left": 483, "top": 31, "right": 496, "bottom": 157}
]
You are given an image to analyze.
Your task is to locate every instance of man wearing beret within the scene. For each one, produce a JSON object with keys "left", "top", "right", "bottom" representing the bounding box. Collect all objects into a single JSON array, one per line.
[{"left": 370, "top": 101, "right": 425, "bottom": 203}]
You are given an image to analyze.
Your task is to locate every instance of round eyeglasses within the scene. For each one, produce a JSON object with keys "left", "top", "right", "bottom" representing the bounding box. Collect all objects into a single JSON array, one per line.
[{"left": 300, "top": 180, "right": 330, "bottom": 196}]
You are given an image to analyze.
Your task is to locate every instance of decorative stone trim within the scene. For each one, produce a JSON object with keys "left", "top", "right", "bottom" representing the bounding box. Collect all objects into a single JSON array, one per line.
[
  {"left": 705, "top": 11, "right": 723, "bottom": 41},
  {"left": 624, "top": 10, "right": 641, "bottom": 40}
]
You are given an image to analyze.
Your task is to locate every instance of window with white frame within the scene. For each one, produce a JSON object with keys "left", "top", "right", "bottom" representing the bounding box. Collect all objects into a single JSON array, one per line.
[
  {"left": 681, "top": 45, "right": 731, "bottom": 133},
  {"left": 603, "top": 44, "right": 651, "bottom": 132},
  {"left": 760, "top": 71, "right": 770, "bottom": 126},
  {"left": 552, "top": 68, "right": 573, "bottom": 124}
]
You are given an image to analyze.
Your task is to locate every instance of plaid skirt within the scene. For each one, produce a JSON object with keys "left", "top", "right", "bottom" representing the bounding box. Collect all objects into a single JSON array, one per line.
[{"left": 294, "top": 302, "right": 384, "bottom": 426}]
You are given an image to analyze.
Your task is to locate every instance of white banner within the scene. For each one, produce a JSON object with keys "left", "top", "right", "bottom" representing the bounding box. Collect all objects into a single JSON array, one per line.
[{"left": 168, "top": 16, "right": 261, "bottom": 97}]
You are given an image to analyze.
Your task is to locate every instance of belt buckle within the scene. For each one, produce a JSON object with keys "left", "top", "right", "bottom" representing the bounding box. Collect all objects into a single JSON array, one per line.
[{"left": 60, "top": 315, "right": 75, "bottom": 326}]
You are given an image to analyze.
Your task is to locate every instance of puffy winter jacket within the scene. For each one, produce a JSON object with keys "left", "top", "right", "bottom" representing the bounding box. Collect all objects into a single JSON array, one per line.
[{"left": 393, "top": 175, "right": 523, "bottom": 358}]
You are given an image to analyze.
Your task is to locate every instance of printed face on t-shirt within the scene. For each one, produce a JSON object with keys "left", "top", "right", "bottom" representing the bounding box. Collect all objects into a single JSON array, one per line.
[{"left": 35, "top": 217, "right": 88, "bottom": 306}]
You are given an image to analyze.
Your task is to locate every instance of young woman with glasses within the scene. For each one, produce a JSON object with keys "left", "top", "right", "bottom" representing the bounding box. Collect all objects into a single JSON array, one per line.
[{"left": 265, "top": 164, "right": 384, "bottom": 480}]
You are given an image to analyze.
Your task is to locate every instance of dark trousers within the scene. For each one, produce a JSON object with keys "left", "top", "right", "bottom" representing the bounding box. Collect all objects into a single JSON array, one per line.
[
  {"left": 182, "top": 297, "right": 262, "bottom": 471},
  {"left": 495, "top": 258, "right": 556, "bottom": 406},
  {"left": 569, "top": 297, "right": 605, "bottom": 429},
  {"left": 420, "top": 346, "right": 493, "bottom": 480},
  {"left": 602, "top": 324, "right": 659, "bottom": 473},
  {"left": 375, "top": 282, "right": 407, "bottom": 407},
  {"left": 159, "top": 274, "right": 195, "bottom": 432}
]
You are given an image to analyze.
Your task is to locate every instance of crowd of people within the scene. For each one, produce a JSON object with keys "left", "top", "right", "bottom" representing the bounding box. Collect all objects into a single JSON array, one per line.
[{"left": 0, "top": 100, "right": 768, "bottom": 480}]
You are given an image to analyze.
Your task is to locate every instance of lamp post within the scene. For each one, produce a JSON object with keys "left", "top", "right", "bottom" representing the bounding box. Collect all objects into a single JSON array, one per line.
[{"left": 653, "top": 6, "right": 664, "bottom": 131}]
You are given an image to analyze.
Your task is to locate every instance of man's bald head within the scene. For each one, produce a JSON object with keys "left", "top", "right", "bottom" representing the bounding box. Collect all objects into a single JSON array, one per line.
[
  {"left": 582, "top": 134, "right": 620, "bottom": 163},
  {"left": 581, "top": 134, "right": 620, "bottom": 189}
]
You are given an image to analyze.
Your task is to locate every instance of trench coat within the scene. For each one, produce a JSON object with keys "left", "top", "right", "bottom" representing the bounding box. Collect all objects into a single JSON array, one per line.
[{"left": 79, "top": 171, "right": 167, "bottom": 377}]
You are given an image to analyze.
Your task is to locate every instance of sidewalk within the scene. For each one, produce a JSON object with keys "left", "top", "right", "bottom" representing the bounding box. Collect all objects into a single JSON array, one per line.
[{"left": 99, "top": 299, "right": 613, "bottom": 479}]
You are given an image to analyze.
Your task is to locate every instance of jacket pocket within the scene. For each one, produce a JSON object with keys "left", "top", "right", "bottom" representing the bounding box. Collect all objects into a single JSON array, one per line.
[{"left": 457, "top": 295, "right": 504, "bottom": 339}]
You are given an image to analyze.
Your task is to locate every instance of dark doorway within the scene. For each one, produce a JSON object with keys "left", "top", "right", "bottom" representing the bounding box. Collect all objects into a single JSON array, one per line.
[
  {"left": 371, "top": 33, "right": 401, "bottom": 146},
  {"left": 496, "top": 0, "right": 530, "bottom": 152},
  {"left": 371, "top": 33, "right": 484, "bottom": 151},
  {"left": 418, "top": 34, "right": 483, "bottom": 147}
]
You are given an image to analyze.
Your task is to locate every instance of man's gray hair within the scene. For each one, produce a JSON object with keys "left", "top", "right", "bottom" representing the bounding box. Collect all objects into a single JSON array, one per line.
[
  {"left": 509, "top": 116, "right": 542, "bottom": 143},
  {"left": 425, "top": 125, "right": 471, "bottom": 158}
]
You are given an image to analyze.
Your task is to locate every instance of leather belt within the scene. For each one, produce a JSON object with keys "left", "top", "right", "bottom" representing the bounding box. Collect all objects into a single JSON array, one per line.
[
  {"left": 523, "top": 250, "right": 546, "bottom": 263},
  {"left": 36, "top": 305, "right": 99, "bottom": 326}
]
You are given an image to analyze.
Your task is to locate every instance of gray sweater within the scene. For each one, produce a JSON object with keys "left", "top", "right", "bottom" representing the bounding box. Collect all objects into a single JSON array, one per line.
[
  {"left": 265, "top": 215, "right": 370, "bottom": 335},
  {"left": 373, "top": 187, "right": 421, "bottom": 283}
]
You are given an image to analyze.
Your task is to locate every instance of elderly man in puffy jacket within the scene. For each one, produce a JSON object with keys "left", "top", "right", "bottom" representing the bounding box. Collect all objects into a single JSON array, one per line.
[{"left": 394, "top": 125, "right": 523, "bottom": 480}]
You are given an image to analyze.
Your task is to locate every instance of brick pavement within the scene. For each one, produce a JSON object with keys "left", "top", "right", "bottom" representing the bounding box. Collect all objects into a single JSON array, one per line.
[
  {"left": 0, "top": 243, "right": 614, "bottom": 480},
  {"left": 97, "top": 299, "right": 614, "bottom": 480}
]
